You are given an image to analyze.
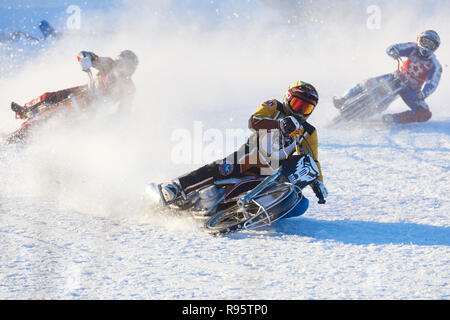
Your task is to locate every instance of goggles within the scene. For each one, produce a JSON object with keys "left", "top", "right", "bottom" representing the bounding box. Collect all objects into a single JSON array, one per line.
[
  {"left": 419, "top": 37, "right": 438, "bottom": 51},
  {"left": 289, "top": 96, "right": 315, "bottom": 116}
]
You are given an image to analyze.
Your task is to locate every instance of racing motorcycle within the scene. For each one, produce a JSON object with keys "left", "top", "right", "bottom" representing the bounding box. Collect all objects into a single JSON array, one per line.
[
  {"left": 328, "top": 58, "right": 407, "bottom": 127},
  {"left": 4, "top": 70, "right": 96, "bottom": 144},
  {"left": 144, "top": 133, "right": 321, "bottom": 235}
]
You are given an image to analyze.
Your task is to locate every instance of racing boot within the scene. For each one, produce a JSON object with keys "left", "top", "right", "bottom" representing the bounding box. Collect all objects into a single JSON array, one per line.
[
  {"left": 11, "top": 102, "right": 27, "bottom": 118},
  {"left": 160, "top": 182, "right": 182, "bottom": 203},
  {"left": 332, "top": 97, "right": 345, "bottom": 110}
]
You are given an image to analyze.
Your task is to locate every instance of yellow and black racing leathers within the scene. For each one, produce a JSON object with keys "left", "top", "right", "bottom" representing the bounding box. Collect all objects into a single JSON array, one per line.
[{"left": 176, "top": 98, "right": 324, "bottom": 195}]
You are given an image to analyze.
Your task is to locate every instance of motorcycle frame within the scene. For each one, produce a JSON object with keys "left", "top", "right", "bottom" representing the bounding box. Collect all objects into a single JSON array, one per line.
[
  {"left": 371, "top": 57, "right": 406, "bottom": 108},
  {"left": 368, "top": 73, "right": 406, "bottom": 107},
  {"left": 242, "top": 184, "right": 303, "bottom": 230}
]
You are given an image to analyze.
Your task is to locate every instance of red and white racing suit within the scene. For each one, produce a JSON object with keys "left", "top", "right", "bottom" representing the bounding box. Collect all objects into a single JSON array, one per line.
[
  {"left": 342, "top": 42, "right": 442, "bottom": 124},
  {"left": 19, "top": 52, "right": 135, "bottom": 118}
]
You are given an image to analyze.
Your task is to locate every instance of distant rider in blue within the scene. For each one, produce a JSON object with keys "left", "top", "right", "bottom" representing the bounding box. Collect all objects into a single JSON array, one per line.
[{"left": 333, "top": 30, "right": 442, "bottom": 125}]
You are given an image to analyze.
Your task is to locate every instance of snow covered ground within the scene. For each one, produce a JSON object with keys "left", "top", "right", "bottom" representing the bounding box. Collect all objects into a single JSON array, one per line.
[
  {"left": 1, "top": 120, "right": 448, "bottom": 300},
  {"left": 0, "top": 0, "right": 449, "bottom": 300}
]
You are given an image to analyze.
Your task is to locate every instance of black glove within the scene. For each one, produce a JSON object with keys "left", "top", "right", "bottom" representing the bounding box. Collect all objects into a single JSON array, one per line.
[
  {"left": 312, "top": 180, "right": 328, "bottom": 204},
  {"left": 279, "top": 134, "right": 294, "bottom": 149},
  {"left": 279, "top": 116, "right": 302, "bottom": 137}
]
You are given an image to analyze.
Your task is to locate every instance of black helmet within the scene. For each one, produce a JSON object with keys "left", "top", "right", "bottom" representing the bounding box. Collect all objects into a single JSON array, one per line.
[
  {"left": 115, "top": 50, "right": 139, "bottom": 77},
  {"left": 283, "top": 81, "right": 319, "bottom": 121}
]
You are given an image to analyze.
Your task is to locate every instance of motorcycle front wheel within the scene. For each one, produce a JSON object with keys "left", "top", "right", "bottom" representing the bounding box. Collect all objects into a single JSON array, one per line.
[{"left": 204, "top": 183, "right": 300, "bottom": 235}]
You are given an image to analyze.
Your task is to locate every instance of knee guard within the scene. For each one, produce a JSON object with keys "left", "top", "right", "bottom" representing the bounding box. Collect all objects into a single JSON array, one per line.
[{"left": 394, "top": 108, "right": 432, "bottom": 124}]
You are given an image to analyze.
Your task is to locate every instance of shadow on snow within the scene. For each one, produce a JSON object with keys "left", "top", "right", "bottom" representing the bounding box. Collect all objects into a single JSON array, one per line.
[
  {"left": 386, "top": 119, "right": 450, "bottom": 136},
  {"left": 274, "top": 218, "right": 450, "bottom": 246},
  {"left": 229, "top": 217, "right": 449, "bottom": 247}
]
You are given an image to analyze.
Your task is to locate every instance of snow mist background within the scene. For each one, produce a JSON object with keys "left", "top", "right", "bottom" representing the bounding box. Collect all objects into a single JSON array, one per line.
[
  {"left": 1, "top": 0, "right": 448, "bottom": 218},
  {"left": 0, "top": 0, "right": 448, "bottom": 299}
]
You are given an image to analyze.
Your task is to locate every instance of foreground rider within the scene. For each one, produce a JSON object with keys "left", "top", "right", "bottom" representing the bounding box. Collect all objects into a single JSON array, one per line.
[
  {"left": 11, "top": 50, "right": 139, "bottom": 118},
  {"left": 333, "top": 30, "right": 442, "bottom": 125},
  {"left": 161, "top": 81, "right": 328, "bottom": 205}
]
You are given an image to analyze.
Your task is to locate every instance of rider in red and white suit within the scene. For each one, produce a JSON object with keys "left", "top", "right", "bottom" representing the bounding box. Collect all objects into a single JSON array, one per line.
[
  {"left": 11, "top": 50, "right": 139, "bottom": 119},
  {"left": 333, "top": 30, "right": 442, "bottom": 124}
]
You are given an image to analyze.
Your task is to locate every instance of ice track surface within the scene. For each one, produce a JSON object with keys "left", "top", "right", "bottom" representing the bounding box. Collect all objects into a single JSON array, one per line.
[{"left": 1, "top": 120, "right": 449, "bottom": 299}]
